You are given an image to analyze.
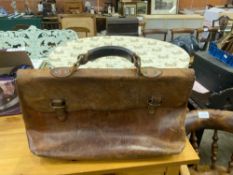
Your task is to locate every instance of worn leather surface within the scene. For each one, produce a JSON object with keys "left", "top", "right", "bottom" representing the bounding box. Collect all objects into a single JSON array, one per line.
[
  {"left": 16, "top": 68, "right": 194, "bottom": 160},
  {"left": 185, "top": 109, "right": 233, "bottom": 134}
]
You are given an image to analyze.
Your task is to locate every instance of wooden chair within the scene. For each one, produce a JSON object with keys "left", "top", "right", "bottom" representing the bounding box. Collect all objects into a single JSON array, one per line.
[
  {"left": 59, "top": 14, "right": 96, "bottom": 38},
  {"left": 212, "top": 16, "right": 233, "bottom": 39},
  {"left": 170, "top": 28, "right": 196, "bottom": 66},
  {"left": 170, "top": 28, "right": 195, "bottom": 41},
  {"left": 196, "top": 27, "right": 218, "bottom": 51},
  {"left": 185, "top": 109, "right": 233, "bottom": 175},
  {"left": 142, "top": 29, "right": 168, "bottom": 41},
  {"left": 66, "top": 27, "right": 90, "bottom": 37},
  {"left": 190, "top": 88, "right": 233, "bottom": 111}
]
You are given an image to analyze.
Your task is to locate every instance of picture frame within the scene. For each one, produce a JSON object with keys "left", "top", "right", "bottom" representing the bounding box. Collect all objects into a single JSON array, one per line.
[
  {"left": 150, "top": 0, "right": 178, "bottom": 15},
  {"left": 123, "top": 2, "right": 137, "bottom": 16},
  {"left": 137, "top": 1, "right": 148, "bottom": 15}
]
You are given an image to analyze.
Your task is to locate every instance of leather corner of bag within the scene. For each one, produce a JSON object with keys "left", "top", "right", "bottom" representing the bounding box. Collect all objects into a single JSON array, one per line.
[{"left": 188, "top": 68, "right": 196, "bottom": 81}]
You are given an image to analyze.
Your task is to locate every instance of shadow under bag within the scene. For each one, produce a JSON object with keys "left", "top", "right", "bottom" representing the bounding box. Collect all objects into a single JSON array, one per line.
[{"left": 16, "top": 46, "right": 195, "bottom": 160}]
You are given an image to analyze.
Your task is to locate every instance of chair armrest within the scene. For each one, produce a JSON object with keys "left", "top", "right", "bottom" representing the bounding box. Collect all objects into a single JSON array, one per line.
[
  {"left": 171, "top": 28, "right": 195, "bottom": 34},
  {"left": 142, "top": 29, "right": 168, "bottom": 41},
  {"left": 142, "top": 29, "right": 168, "bottom": 35},
  {"left": 185, "top": 109, "right": 233, "bottom": 134},
  {"left": 196, "top": 27, "right": 218, "bottom": 39}
]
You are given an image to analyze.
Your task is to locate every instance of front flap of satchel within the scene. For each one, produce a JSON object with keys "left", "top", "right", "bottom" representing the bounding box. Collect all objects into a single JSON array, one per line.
[
  {"left": 16, "top": 46, "right": 195, "bottom": 115},
  {"left": 16, "top": 68, "right": 194, "bottom": 113}
]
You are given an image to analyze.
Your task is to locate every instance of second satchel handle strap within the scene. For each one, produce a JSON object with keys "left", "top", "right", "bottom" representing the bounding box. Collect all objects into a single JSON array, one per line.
[{"left": 75, "top": 46, "right": 142, "bottom": 75}]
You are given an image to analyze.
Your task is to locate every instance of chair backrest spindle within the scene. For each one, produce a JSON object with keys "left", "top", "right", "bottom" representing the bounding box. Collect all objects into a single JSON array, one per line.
[
  {"left": 212, "top": 16, "right": 233, "bottom": 39},
  {"left": 211, "top": 130, "right": 219, "bottom": 169},
  {"left": 196, "top": 27, "right": 218, "bottom": 51},
  {"left": 185, "top": 110, "right": 233, "bottom": 174},
  {"left": 228, "top": 153, "right": 233, "bottom": 173}
]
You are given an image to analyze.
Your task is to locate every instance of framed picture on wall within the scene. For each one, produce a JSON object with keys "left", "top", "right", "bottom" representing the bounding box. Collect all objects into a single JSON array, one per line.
[
  {"left": 123, "top": 2, "right": 137, "bottom": 16},
  {"left": 137, "top": 1, "right": 148, "bottom": 15},
  {"left": 151, "top": 0, "right": 178, "bottom": 14}
]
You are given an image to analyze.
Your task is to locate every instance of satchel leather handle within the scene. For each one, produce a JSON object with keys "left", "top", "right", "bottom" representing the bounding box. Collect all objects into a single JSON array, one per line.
[
  {"left": 78, "top": 46, "right": 139, "bottom": 63},
  {"left": 76, "top": 46, "right": 142, "bottom": 75},
  {"left": 50, "top": 46, "right": 162, "bottom": 78}
]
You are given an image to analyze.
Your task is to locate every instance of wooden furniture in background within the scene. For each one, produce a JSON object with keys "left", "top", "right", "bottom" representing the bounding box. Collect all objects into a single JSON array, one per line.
[
  {"left": 42, "top": 0, "right": 56, "bottom": 16},
  {"left": 42, "top": 16, "right": 60, "bottom": 29},
  {"left": 96, "top": 15, "right": 106, "bottom": 33},
  {"left": 0, "top": 115, "right": 199, "bottom": 175},
  {"left": 120, "top": 1, "right": 138, "bottom": 16},
  {"left": 64, "top": 0, "right": 84, "bottom": 14},
  {"left": 143, "top": 14, "right": 204, "bottom": 40},
  {"left": 189, "top": 51, "right": 233, "bottom": 146},
  {"left": 190, "top": 51, "right": 233, "bottom": 110},
  {"left": 142, "top": 28, "right": 168, "bottom": 41},
  {"left": 170, "top": 27, "right": 196, "bottom": 66},
  {"left": 106, "top": 17, "right": 139, "bottom": 36},
  {"left": 185, "top": 110, "right": 233, "bottom": 175},
  {"left": 196, "top": 27, "right": 218, "bottom": 50},
  {"left": 59, "top": 14, "right": 96, "bottom": 37},
  {"left": 11, "top": 24, "right": 30, "bottom": 31},
  {"left": 170, "top": 28, "right": 195, "bottom": 41},
  {"left": 67, "top": 27, "right": 90, "bottom": 37},
  {"left": 138, "top": 20, "right": 146, "bottom": 36},
  {"left": 212, "top": 15, "right": 233, "bottom": 39},
  {"left": 0, "top": 0, "right": 228, "bottom": 14},
  {"left": 179, "top": 0, "right": 228, "bottom": 9}
]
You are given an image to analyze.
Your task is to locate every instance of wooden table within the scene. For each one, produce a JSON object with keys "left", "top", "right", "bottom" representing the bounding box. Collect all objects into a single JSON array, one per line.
[{"left": 0, "top": 115, "right": 199, "bottom": 175}]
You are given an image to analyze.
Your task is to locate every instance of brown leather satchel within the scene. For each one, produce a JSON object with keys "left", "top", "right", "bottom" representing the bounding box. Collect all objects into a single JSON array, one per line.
[{"left": 16, "top": 46, "right": 195, "bottom": 160}]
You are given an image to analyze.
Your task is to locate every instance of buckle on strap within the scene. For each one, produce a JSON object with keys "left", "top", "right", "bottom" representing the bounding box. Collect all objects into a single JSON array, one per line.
[
  {"left": 148, "top": 96, "right": 161, "bottom": 114},
  {"left": 51, "top": 99, "right": 67, "bottom": 121}
]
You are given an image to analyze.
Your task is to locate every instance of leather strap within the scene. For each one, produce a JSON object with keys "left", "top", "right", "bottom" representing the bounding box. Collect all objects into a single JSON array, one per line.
[
  {"left": 50, "top": 46, "right": 162, "bottom": 78},
  {"left": 76, "top": 46, "right": 142, "bottom": 75},
  {"left": 79, "top": 46, "right": 138, "bottom": 63}
]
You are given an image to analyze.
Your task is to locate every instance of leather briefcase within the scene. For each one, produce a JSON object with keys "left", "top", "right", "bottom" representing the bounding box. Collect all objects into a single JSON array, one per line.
[{"left": 16, "top": 46, "right": 195, "bottom": 160}]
